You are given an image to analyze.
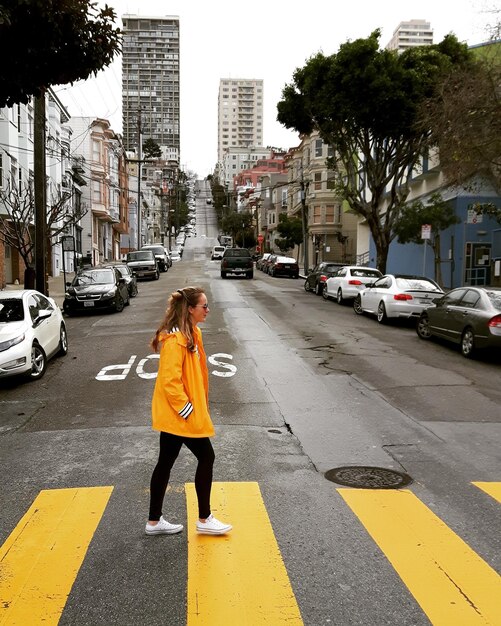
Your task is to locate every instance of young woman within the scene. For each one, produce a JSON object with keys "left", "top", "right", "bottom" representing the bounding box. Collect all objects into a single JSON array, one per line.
[{"left": 145, "top": 286, "right": 232, "bottom": 536}]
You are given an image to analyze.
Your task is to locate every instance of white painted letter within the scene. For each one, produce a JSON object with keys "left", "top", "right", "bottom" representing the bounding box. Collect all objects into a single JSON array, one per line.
[
  {"left": 96, "top": 355, "right": 137, "bottom": 381},
  {"left": 136, "top": 354, "right": 160, "bottom": 379},
  {"left": 209, "top": 353, "right": 237, "bottom": 378}
]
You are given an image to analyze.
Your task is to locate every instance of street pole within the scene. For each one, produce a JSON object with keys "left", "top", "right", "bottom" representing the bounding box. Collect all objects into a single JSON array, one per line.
[
  {"left": 300, "top": 178, "right": 309, "bottom": 274},
  {"left": 137, "top": 108, "right": 142, "bottom": 249},
  {"left": 34, "top": 94, "right": 47, "bottom": 294}
]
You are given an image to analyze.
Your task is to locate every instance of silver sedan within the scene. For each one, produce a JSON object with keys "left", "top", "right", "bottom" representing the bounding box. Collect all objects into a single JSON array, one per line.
[{"left": 353, "top": 274, "right": 444, "bottom": 323}]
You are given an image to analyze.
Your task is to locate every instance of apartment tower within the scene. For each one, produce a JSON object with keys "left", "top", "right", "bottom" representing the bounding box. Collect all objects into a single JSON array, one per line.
[
  {"left": 122, "top": 15, "right": 180, "bottom": 160},
  {"left": 218, "top": 78, "right": 263, "bottom": 163},
  {"left": 386, "top": 19, "right": 433, "bottom": 52}
]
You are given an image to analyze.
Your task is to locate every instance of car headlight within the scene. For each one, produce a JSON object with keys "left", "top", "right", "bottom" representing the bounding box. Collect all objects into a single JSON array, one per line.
[
  {"left": 0, "top": 333, "right": 25, "bottom": 353},
  {"left": 64, "top": 290, "right": 76, "bottom": 299},
  {"left": 105, "top": 288, "right": 117, "bottom": 297}
]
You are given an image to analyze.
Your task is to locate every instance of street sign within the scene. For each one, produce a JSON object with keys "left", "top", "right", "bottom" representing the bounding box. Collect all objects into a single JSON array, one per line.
[
  {"left": 421, "top": 224, "right": 432, "bottom": 240},
  {"left": 61, "top": 235, "right": 75, "bottom": 251},
  {"left": 257, "top": 234, "right": 264, "bottom": 243},
  {"left": 467, "top": 208, "right": 483, "bottom": 224}
]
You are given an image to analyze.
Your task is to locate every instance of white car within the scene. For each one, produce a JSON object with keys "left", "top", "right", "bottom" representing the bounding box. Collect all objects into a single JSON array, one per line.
[
  {"left": 170, "top": 251, "right": 181, "bottom": 262},
  {"left": 324, "top": 266, "right": 382, "bottom": 304},
  {"left": 211, "top": 245, "right": 225, "bottom": 260},
  {"left": 0, "top": 289, "right": 68, "bottom": 380},
  {"left": 353, "top": 274, "right": 444, "bottom": 323}
]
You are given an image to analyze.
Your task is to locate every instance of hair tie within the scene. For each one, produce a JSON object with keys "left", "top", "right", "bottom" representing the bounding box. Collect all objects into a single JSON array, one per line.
[{"left": 177, "top": 289, "right": 189, "bottom": 303}]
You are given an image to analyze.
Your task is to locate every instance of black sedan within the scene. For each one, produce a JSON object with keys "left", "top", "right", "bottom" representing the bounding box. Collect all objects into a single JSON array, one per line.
[
  {"left": 63, "top": 268, "right": 130, "bottom": 315},
  {"left": 416, "top": 286, "right": 501, "bottom": 358},
  {"left": 304, "top": 262, "right": 344, "bottom": 295},
  {"left": 105, "top": 263, "right": 138, "bottom": 298}
]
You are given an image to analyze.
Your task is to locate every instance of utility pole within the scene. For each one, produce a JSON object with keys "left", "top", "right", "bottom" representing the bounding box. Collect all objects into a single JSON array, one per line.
[
  {"left": 34, "top": 93, "right": 47, "bottom": 294},
  {"left": 300, "top": 173, "right": 309, "bottom": 274},
  {"left": 136, "top": 108, "right": 142, "bottom": 249}
]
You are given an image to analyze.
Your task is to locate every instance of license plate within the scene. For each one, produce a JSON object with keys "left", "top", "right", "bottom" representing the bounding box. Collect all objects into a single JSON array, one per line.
[
  {"left": 84, "top": 301, "right": 95, "bottom": 307},
  {"left": 284, "top": 265, "right": 291, "bottom": 269}
]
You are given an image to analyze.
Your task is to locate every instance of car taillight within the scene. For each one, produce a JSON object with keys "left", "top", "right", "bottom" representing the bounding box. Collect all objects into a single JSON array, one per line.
[
  {"left": 349, "top": 280, "right": 363, "bottom": 285},
  {"left": 276, "top": 263, "right": 283, "bottom": 268},
  {"left": 488, "top": 315, "right": 501, "bottom": 328},
  {"left": 394, "top": 293, "right": 413, "bottom": 301},
  {"left": 320, "top": 274, "right": 328, "bottom": 283}
]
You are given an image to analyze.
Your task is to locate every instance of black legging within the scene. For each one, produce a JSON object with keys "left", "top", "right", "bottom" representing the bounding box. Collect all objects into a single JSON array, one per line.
[{"left": 149, "top": 432, "right": 215, "bottom": 521}]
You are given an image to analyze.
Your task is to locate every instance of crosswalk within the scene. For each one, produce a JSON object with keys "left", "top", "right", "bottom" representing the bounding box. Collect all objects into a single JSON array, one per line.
[{"left": 0, "top": 483, "right": 500, "bottom": 625}]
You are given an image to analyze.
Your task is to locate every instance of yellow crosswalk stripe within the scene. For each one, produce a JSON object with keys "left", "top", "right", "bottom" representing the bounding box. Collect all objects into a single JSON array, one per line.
[
  {"left": 473, "top": 481, "right": 501, "bottom": 504},
  {"left": 186, "top": 482, "right": 303, "bottom": 625},
  {"left": 338, "top": 488, "right": 501, "bottom": 626},
  {"left": 0, "top": 486, "right": 113, "bottom": 626}
]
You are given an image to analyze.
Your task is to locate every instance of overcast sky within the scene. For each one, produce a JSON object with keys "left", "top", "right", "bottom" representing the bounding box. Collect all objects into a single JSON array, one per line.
[{"left": 55, "top": 0, "right": 495, "bottom": 178}]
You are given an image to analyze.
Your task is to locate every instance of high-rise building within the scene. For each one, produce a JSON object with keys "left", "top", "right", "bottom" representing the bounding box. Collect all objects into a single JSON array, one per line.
[
  {"left": 386, "top": 19, "right": 433, "bottom": 53},
  {"left": 218, "top": 78, "right": 264, "bottom": 163},
  {"left": 122, "top": 15, "right": 180, "bottom": 161}
]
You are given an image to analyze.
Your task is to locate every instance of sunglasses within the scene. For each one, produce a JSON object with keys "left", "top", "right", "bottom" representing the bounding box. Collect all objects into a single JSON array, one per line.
[{"left": 194, "top": 303, "right": 209, "bottom": 309}]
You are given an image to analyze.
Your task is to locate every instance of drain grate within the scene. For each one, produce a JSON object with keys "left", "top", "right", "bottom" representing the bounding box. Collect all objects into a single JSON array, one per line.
[{"left": 324, "top": 466, "right": 412, "bottom": 489}]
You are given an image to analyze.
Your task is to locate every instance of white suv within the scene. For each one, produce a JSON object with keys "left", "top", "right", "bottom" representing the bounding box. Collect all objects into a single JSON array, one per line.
[{"left": 211, "top": 245, "right": 225, "bottom": 260}]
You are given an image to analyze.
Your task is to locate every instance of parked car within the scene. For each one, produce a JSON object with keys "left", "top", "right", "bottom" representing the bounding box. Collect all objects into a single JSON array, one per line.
[
  {"left": 416, "top": 286, "right": 501, "bottom": 358},
  {"left": 353, "top": 274, "right": 444, "bottom": 323},
  {"left": 268, "top": 256, "right": 299, "bottom": 278},
  {"left": 126, "top": 250, "right": 159, "bottom": 280},
  {"left": 256, "top": 252, "right": 272, "bottom": 271},
  {"left": 141, "top": 244, "right": 169, "bottom": 272},
  {"left": 170, "top": 250, "right": 181, "bottom": 263},
  {"left": 211, "top": 245, "right": 225, "bottom": 260},
  {"left": 63, "top": 267, "right": 130, "bottom": 315},
  {"left": 324, "top": 266, "right": 383, "bottom": 303},
  {"left": 304, "top": 262, "right": 345, "bottom": 295},
  {"left": 104, "top": 263, "right": 138, "bottom": 298},
  {"left": 0, "top": 289, "right": 68, "bottom": 380},
  {"left": 262, "top": 254, "right": 278, "bottom": 274}
]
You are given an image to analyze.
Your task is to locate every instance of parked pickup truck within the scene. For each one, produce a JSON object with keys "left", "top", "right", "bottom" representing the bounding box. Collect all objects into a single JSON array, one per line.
[{"left": 220, "top": 248, "right": 253, "bottom": 279}]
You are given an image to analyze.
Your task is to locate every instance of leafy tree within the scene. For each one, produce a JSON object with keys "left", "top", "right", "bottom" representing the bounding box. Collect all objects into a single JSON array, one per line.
[
  {"left": 276, "top": 214, "right": 303, "bottom": 258},
  {"left": 0, "top": 183, "right": 88, "bottom": 285},
  {"left": 143, "top": 138, "right": 162, "bottom": 160},
  {"left": 393, "top": 193, "right": 460, "bottom": 286},
  {"left": 221, "top": 211, "right": 254, "bottom": 247},
  {"left": 277, "top": 31, "right": 472, "bottom": 273},
  {"left": 0, "top": 0, "right": 121, "bottom": 107}
]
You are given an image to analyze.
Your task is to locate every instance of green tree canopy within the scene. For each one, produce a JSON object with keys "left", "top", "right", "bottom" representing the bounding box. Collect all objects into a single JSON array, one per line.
[
  {"left": 276, "top": 214, "right": 303, "bottom": 257},
  {"left": 0, "top": 0, "right": 121, "bottom": 107},
  {"left": 143, "top": 138, "right": 162, "bottom": 160},
  {"left": 277, "top": 31, "right": 472, "bottom": 272},
  {"left": 393, "top": 193, "right": 460, "bottom": 286}
]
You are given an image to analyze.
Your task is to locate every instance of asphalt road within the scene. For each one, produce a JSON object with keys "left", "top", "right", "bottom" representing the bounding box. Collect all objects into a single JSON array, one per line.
[{"left": 1, "top": 189, "right": 500, "bottom": 625}]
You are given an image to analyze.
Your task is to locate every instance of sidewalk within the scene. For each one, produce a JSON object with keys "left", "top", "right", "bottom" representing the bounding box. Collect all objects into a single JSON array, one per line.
[{"left": 2, "top": 273, "right": 73, "bottom": 308}]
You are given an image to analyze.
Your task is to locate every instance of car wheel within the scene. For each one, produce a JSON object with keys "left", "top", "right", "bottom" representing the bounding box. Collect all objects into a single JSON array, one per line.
[
  {"left": 58, "top": 324, "right": 69, "bottom": 356},
  {"left": 304, "top": 280, "right": 311, "bottom": 292},
  {"left": 377, "top": 301, "right": 388, "bottom": 324},
  {"left": 154, "top": 270, "right": 160, "bottom": 280},
  {"left": 336, "top": 289, "right": 344, "bottom": 305},
  {"left": 353, "top": 295, "right": 363, "bottom": 315},
  {"left": 221, "top": 272, "right": 227, "bottom": 279},
  {"left": 28, "top": 343, "right": 47, "bottom": 380},
  {"left": 461, "top": 327, "right": 476, "bottom": 358},
  {"left": 115, "top": 295, "right": 125, "bottom": 313},
  {"left": 247, "top": 271, "right": 254, "bottom": 279},
  {"left": 416, "top": 314, "right": 432, "bottom": 340},
  {"left": 125, "top": 292, "right": 131, "bottom": 306},
  {"left": 315, "top": 283, "right": 322, "bottom": 296},
  {"left": 131, "top": 284, "right": 138, "bottom": 298},
  {"left": 322, "top": 287, "right": 330, "bottom": 301}
]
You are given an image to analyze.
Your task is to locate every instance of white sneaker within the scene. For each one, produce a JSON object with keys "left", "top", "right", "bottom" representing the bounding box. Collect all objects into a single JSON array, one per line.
[
  {"left": 145, "top": 515, "right": 183, "bottom": 535},
  {"left": 196, "top": 514, "right": 232, "bottom": 535}
]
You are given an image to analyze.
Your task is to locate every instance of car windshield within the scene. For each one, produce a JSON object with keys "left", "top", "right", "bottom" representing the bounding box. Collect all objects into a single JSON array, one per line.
[
  {"left": 351, "top": 269, "right": 381, "bottom": 278},
  {"left": 127, "top": 252, "right": 153, "bottom": 261},
  {"left": 0, "top": 299, "right": 25, "bottom": 323},
  {"left": 485, "top": 291, "right": 501, "bottom": 310},
  {"left": 143, "top": 247, "right": 164, "bottom": 254},
  {"left": 74, "top": 269, "right": 114, "bottom": 285},
  {"left": 395, "top": 277, "right": 442, "bottom": 291}
]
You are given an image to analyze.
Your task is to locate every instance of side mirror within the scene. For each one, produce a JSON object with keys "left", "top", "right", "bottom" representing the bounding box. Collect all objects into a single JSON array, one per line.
[
  {"left": 34, "top": 309, "right": 52, "bottom": 326},
  {"left": 65, "top": 281, "right": 72, "bottom": 287}
]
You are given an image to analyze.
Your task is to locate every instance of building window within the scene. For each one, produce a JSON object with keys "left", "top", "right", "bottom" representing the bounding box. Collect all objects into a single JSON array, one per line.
[
  {"left": 315, "top": 139, "right": 323, "bottom": 157},
  {"left": 92, "top": 180, "right": 102, "bottom": 203},
  {"left": 0, "top": 154, "right": 3, "bottom": 188},
  {"left": 325, "top": 205, "right": 335, "bottom": 223},
  {"left": 313, "top": 205, "right": 321, "bottom": 224},
  {"left": 92, "top": 139, "right": 101, "bottom": 162},
  {"left": 314, "top": 172, "right": 322, "bottom": 191}
]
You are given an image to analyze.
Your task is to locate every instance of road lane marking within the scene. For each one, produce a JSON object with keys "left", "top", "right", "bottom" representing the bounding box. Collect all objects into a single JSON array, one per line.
[
  {"left": 0, "top": 486, "right": 113, "bottom": 625},
  {"left": 473, "top": 481, "right": 501, "bottom": 504},
  {"left": 338, "top": 488, "right": 501, "bottom": 626},
  {"left": 186, "top": 482, "right": 303, "bottom": 625}
]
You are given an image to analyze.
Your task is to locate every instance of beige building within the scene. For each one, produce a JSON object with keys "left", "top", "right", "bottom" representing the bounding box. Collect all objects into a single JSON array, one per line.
[
  {"left": 386, "top": 19, "right": 433, "bottom": 52},
  {"left": 217, "top": 79, "right": 263, "bottom": 163}
]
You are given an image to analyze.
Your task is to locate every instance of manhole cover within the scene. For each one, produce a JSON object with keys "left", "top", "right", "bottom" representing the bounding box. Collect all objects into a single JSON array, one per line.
[{"left": 324, "top": 466, "right": 412, "bottom": 489}]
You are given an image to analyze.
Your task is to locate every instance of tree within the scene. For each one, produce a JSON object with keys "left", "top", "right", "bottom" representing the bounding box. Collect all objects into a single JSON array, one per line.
[
  {"left": 275, "top": 214, "right": 303, "bottom": 258},
  {"left": 418, "top": 20, "right": 501, "bottom": 194},
  {"left": 0, "top": 183, "right": 88, "bottom": 285},
  {"left": 0, "top": 0, "right": 121, "bottom": 107},
  {"left": 393, "top": 193, "right": 460, "bottom": 286},
  {"left": 143, "top": 138, "right": 162, "bottom": 160},
  {"left": 221, "top": 211, "right": 254, "bottom": 247},
  {"left": 277, "top": 31, "right": 472, "bottom": 273}
]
